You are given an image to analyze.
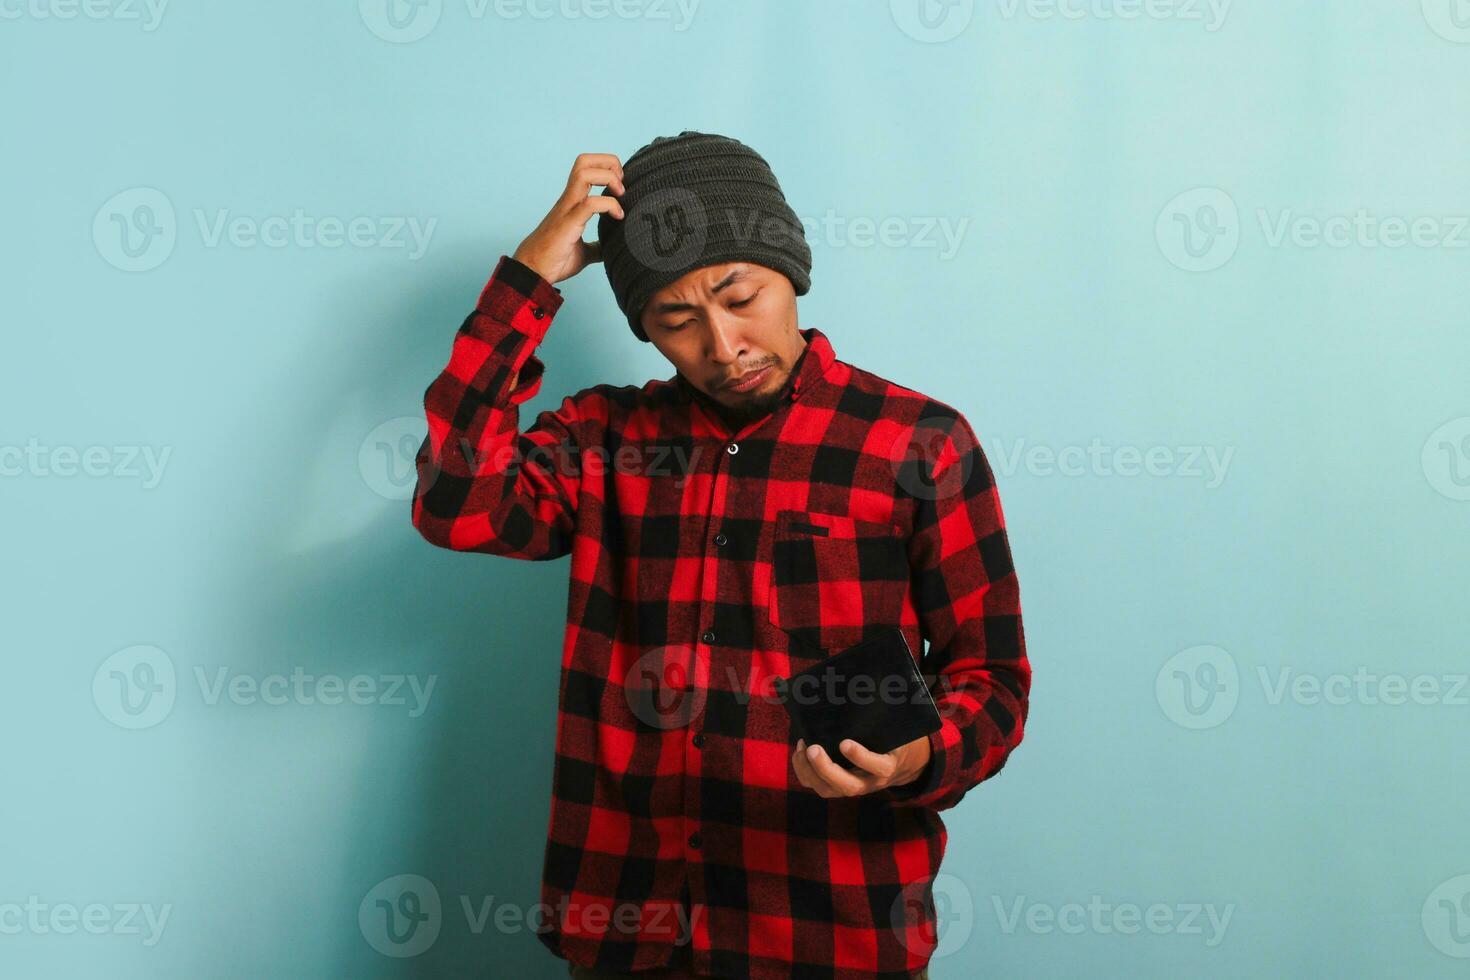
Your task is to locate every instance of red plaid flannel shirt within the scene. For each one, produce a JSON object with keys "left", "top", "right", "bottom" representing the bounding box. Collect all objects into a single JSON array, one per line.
[{"left": 412, "top": 255, "right": 1030, "bottom": 980}]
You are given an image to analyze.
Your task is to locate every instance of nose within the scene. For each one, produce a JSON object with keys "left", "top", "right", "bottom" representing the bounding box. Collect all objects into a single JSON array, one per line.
[{"left": 705, "top": 312, "right": 746, "bottom": 367}]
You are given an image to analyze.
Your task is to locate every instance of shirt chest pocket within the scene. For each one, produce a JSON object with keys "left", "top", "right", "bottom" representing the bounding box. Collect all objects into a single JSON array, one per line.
[{"left": 767, "top": 509, "right": 909, "bottom": 654}]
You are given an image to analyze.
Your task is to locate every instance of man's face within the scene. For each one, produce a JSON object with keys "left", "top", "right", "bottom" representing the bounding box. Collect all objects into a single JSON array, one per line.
[{"left": 639, "top": 262, "right": 806, "bottom": 424}]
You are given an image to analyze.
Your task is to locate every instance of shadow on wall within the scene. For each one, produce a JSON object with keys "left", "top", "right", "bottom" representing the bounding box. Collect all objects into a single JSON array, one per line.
[{"left": 199, "top": 248, "right": 622, "bottom": 979}]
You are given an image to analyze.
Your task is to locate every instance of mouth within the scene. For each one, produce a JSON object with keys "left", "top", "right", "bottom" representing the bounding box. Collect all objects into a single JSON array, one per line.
[{"left": 722, "top": 364, "right": 773, "bottom": 393}]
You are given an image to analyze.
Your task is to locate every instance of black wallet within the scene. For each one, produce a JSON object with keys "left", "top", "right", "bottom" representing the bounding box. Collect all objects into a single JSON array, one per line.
[{"left": 772, "top": 627, "right": 942, "bottom": 772}]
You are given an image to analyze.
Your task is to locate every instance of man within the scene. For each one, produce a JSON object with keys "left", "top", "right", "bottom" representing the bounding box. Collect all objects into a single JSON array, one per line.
[{"left": 412, "top": 131, "right": 1030, "bottom": 980}]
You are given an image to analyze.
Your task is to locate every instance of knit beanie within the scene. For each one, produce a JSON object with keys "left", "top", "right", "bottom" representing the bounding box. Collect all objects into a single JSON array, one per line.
[{"left": 596, "top": 131, "right": 812, "bottom": 342}]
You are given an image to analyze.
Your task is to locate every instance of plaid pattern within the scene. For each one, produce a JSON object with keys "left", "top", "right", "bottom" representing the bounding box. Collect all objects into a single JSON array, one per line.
[{"left": 413, "top": 255, "right": 1030, "bottom": 980}]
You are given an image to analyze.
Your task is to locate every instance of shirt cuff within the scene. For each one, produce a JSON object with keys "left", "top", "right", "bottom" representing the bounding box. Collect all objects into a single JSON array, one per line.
[
  {"left": 469, "top": 255, "right": 564, "bottom": 405},
  {"left": 880, "top": 724, "right": 949, "bottom": 806},
  {"left": 477, "top": 254, "right": 564, "bottom": 322}
]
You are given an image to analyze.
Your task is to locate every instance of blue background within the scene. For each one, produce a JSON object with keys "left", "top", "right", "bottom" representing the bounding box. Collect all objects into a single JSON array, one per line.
[{"left": 4, "top": 0, "right": 1469, "bottom": 976}]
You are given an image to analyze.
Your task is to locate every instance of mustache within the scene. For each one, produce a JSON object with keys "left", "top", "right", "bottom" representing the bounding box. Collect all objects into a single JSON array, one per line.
[{"left": 721, "top": 357, "right": 777, "bottom": 382}]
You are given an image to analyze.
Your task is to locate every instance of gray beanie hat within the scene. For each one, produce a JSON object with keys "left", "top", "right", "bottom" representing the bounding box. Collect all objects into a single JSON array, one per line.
[{"left": 596, "top": 130, "right": 812, "bottom": 342}]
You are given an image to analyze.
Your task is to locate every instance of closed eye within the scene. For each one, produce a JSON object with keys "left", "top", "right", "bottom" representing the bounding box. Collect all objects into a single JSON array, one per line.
[{"left": 664, "top": 290, "right": 760, "bottom": 330}]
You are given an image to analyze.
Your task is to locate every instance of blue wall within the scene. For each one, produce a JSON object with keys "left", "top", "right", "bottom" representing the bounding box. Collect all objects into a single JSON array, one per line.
[{"left": 4, "top": 1, "right": 1469, "bottom": 976}]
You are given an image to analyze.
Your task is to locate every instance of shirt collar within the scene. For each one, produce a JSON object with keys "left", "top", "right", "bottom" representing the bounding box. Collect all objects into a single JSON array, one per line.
[{"left": 672, "top": 327, "right": 836, "bottom": 409}]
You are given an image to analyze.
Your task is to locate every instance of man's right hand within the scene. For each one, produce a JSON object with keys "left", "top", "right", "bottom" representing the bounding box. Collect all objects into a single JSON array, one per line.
[{"left": 511, "top": 152, "right": 626, "bottom": 286}]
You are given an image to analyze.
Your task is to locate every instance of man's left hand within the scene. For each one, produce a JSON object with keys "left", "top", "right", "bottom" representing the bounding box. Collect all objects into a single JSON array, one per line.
[{"left": 791, "top": 735, "right": 931, "bottom": 798}]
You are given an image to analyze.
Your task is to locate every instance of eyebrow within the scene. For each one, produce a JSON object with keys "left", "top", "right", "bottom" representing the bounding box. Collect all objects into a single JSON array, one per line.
[{"left": 649, "top": 268, "right": 752, "bottom": 315}]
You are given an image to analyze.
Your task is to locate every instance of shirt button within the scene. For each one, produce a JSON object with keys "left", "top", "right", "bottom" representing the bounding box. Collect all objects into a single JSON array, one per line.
[
  {"left": 713, "top": 532, "right": 728, "bottom": 547},
  {"left": 726, "top": 442, "right": 739, "bottom": 455},
  {"left": 692, "top": 732, "right": 705, "bottom": 748},
  {"left": 688, "top": 832, "right": 703, "bottom": 849},
  {"left": 532, "top": 306, "right": 545, "bottom": 319},
  {"left": 701, "top": 630, "right": 715, "bottom": 645}
]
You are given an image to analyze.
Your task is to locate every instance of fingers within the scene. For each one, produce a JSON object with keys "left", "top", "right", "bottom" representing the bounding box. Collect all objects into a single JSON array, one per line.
[
  {"left": 560, "top": 154, "right": 625, "bottom": 227},
  {"left": 570, "top": 194, "right": 624, "bottom": 224},
  {"left": 833, "top": 739, "right": 894, "bottom": 779},
  {"left": 792, "top": 738, "right": 878, "bottom": 798},
  {"left": 571, "top": 152, "right": 624, "bottom": 181},
  {"left": 564, "top": 154, "right": 626, "bottom": 202},
  {"left": 563, "top": 168, "right": 626, "bottom": 205},
  {"left": 516, "top": 154, "right": 626, "bottom": 286}
]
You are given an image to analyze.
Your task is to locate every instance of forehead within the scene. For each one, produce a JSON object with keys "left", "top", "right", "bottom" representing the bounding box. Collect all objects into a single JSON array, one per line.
[{"left": 649, "top": 262, "right": 767, "bottom": 300}]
